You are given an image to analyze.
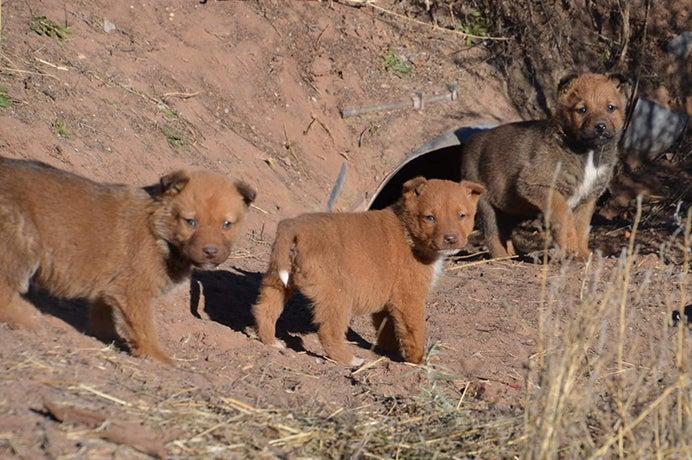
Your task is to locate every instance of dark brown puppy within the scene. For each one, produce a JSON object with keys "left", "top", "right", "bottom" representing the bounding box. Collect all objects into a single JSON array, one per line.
[
  {"left": 252, "top": 178, "right": 485, "bottom": 366},
  {"left": 0, "top": 157, "right": 255, "bottom": 363},
  {"left": 461, "top": 73, "right": 629, "bottom": 259}
]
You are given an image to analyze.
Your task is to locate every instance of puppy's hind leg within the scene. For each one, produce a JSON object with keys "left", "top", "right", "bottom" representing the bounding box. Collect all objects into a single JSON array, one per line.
[
  {"left": 372, "top": 311, "right": 398, "bottom": 355},
  {"left": 0, "top": 210, "right": 41, "bottom": 329},
  {"left": 0, "top": 279, "right": 39, "bottom": 330},
  {"left": 477, "top": 198, "right": 510, "bottom": 258},
  {"left": 252, "top": 274, "right": 290, "bottom": 348}
]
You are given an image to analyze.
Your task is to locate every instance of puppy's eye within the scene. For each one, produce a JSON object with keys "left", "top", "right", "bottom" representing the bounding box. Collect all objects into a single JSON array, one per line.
[
  {"left": 184, "top": 218, "right": 197, "bottom": 228},
  {"left": 576, "top": 107, "right": 588, "bottom": 114},
  {"left": 424, "top": 215, "right": 436, "bottom": 223},
  {"left": 222, "top": 220, "right": 232, "bottom": 230},
  {"left": 607, "top": 104, "right": 616, "bottom": 112},
  {"left": 458, "top": 213, "right": 466, "bottom": 220}
]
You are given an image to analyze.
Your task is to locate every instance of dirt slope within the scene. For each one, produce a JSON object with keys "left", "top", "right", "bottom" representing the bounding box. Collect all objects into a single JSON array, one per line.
[
  {"left": 0, "top": 1, "right": 688, "bottom": 459},
  {"left": 0, "top": 0, "right": 515, "bottom": 217}
]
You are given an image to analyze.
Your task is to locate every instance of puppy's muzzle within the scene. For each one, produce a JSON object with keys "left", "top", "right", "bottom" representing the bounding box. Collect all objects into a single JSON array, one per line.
[
  {"left": 443, "top": 234, "right": 458, "bottom": 245},
  {"left": 437, "top": 233, "right": 467, "bottom": 254},
  {"left": 582, "top": 121, "right": 615, "bottom": 147},
  {"left": 189, "top": 244, "right": 228, "bottom": 270},
  {"left": 203, "top": 245, "right": 218, "bottom": 257}
]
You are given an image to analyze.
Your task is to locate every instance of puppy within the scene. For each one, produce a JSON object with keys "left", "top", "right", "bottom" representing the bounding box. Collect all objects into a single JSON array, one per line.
[
  {"left": 461, "top": 73, "right": 629, "bottom": 259},
  {"left": 0, "top": 157, "right": 255, "bottom": 364},
  {"left": 252, "top": 177, "right": 485, "bottom": 366}
]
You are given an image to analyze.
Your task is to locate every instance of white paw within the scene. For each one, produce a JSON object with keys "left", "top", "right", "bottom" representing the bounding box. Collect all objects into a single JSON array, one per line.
[{"left": 350, "top": 357, "right": 365, "bottom": 368}]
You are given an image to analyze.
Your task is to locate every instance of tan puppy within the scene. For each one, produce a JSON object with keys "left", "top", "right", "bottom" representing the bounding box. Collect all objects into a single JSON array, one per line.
[
  {"left": 461, "top": 73, "right": 629, "bottom": 259},
  {"left": 0, "top": 157, "right": 255, "bottom": 364},
  {"left": 252, "top": 178, "right": 485, "bottom": 366}
]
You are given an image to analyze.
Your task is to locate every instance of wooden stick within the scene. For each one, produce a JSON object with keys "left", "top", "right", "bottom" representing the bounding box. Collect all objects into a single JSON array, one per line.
[{"left": 446, "top": 255, "right": 518, "bottom": 271}]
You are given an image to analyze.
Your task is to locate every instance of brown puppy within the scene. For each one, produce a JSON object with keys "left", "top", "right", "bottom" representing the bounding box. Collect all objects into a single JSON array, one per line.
[
  {"left": 461, "top": 73, "right": 629, "bottom": 259},
  {"left": 252, "top": 178, "right": 485, "bottom": 366},
  {"left": 0, "top": 157, "right": 255, "bottom": 363}
]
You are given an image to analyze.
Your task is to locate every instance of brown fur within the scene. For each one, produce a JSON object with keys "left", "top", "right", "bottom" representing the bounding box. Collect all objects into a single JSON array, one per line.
[
  {"left": 252, "top": 178, "right": 485, "bottom": 366},
  {"left": 461, "top": 73, "right": 629, "bottom": 259},
  {"left": 0, "top": 157, "right": 255, "bottom": 364}
]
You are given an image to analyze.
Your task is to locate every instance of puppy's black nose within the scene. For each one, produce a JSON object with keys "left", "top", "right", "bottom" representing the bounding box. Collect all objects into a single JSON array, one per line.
[
  {"left": 203, "top": 245, "right": 218, "bottom": 257},
  {"left": 443, "top": 234, "right": 458, "bottom": 245},
  {"left": 595, "top": 122, "right": 607, "bottom": 134}
]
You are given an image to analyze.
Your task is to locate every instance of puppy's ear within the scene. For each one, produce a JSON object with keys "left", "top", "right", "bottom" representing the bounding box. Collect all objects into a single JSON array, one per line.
[
  {"left": 235, "top": 180, "right": 256, "bottom": 207},
  {"left": 460, "top": 180, "right": 486, "bottom": 204},
  {"left": 557, "top": 73, "right": 579, "bottom": 96},
  {"left": 159, "top": 170, "right": 190, "bottom": 195},
  {"left": 607, "top": 73, "right": 632, "bottom": 100},
  {"left": 402, "top": 176, "right": 427, "bottom": 196}
]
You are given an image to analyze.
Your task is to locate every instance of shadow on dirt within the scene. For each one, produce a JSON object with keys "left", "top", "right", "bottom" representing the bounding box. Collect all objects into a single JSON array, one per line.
[
  {"left": 190, "top": 269, "right": 376, "bottom": 356},
  {"left": 22, "top": 288, "right": 133, "bottom": 352},
  {"left": 24, "top": 287, "right": 89, "bottom": 331}
]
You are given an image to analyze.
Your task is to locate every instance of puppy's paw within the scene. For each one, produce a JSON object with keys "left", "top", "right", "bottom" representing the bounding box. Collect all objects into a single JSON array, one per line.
[
  {"left": 0, "top": 308, "right": 41, "bottom": 331},
  {"left": 134, "top": 348, "right": 175, "bottom": 366}
]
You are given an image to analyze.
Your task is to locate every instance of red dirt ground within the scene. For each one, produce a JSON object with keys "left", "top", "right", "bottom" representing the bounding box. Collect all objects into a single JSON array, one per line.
[{"left": 0, "top": 1, "right": 688, "bottom": 458}]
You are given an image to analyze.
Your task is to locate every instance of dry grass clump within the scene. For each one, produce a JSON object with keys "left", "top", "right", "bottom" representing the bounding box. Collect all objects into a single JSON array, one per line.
[
  {"left": 36, "top": 357, "right": 523, "bottom": 458},
  {"left": 523, "top": 204, "right": 690, "bottom": 459}
]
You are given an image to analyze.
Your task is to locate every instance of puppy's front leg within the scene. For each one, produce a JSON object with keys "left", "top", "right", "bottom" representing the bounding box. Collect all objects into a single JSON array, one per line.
[
  {"left": 572, "top": 199, "right": 597, "bottom": 259},
  {"left": 517, "top": 182, "right": 579, "bottom": 256},
  {"left": 105, "top": 294, "right": 173, "bottom": 365},
  {"left": 388, "top": 297, "right": 426, "bottom": 364}
]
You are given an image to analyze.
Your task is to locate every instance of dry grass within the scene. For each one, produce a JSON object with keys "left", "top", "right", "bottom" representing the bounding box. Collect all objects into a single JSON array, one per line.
[{"left": 522, "top": 202, "right": 690, "bottom": 459}]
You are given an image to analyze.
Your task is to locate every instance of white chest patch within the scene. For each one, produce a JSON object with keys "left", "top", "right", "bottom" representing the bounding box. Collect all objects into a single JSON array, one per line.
[
  {"left": 430, "top": 257, "right": 445, "bottom": 290},
  {"left": 567, "top": 150, "right": 610, "bottom": 209}
]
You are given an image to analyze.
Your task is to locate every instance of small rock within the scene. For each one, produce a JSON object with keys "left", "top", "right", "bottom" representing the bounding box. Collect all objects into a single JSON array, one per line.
[
  {"left": 666, "top": 32, "right": 692, "bottom": 59},
  {"left": 622, "top": 98, "right": 689, "bottom": 157},
  {"left": 103, "top": 19, "right": 116, "bottom": 34}
]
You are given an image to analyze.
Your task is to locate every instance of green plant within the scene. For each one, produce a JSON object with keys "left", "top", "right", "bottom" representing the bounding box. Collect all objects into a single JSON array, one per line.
[
  {"left": 159, "top": 103, "right": 179, "bottom": 121},
  {"left": 53, "top": 118, "right": 70, "bottom": 138},
  {"left": 456, "top": 9, "right": 489, "bottom": 46},
  {"left": 30, "top": 16, "right": 70, "bottom": 40},
  {"left": 161, "top": 125, "right": 185, "bottom": 148},
  {"left": 383, "top": 48, "right": 412, "bottom": 75},
  {"left": 0, "top": 87, "right": 11, "bottom": 108}
]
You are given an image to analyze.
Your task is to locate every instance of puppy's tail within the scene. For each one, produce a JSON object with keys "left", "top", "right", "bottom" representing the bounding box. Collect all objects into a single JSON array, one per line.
[{"left": 270, "top": 220, "right": 298, "bottom": 288}]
